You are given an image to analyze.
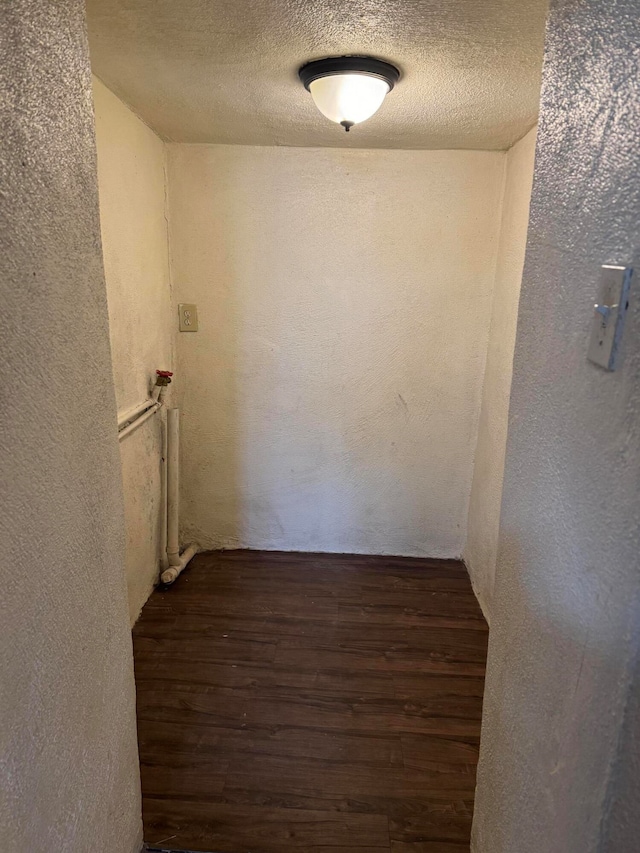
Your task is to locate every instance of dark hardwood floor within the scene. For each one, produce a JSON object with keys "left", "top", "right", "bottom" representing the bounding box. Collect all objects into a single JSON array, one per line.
[{"left": 133, "top": 550, "right": 488, "bottom": 853}]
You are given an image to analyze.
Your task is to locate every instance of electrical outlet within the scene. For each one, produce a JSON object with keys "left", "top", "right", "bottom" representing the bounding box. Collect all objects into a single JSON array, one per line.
[{"left": 178, "top": 303, "right": 198, "bottom": 332}]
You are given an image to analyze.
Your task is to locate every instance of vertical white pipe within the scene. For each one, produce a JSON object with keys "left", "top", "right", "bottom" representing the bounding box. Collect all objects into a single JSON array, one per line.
[
  {"left": 159, "top": 410, "right": 169, "bottom": 572},
  {"left": 161, "top": 406, "right": 196, "bottom": 586},
  {"left": 166, "top": 407, "right": 181, "bottom": 568}
]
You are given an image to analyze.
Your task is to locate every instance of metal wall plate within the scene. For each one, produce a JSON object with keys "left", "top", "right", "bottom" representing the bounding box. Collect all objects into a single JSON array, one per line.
[{"left": 587, "top": 265, "right": 633, "bottom": 371}]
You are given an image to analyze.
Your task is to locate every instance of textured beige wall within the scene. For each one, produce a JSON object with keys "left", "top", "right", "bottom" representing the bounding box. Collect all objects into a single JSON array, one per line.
[
  {"left": 464, "top": 126, "right": 537, "bottom": 619},
  {"left": 93, "top": 77, "right": 173, "bottom": 623},
  {"left": 167, "top": 144, "right": 505, "bottom": 556},
  {"left": 0, "top": 3, "right": 141, "bottom": 851},
  {"left": 473, "top": 0, "right": 640, "bottom": 850}
]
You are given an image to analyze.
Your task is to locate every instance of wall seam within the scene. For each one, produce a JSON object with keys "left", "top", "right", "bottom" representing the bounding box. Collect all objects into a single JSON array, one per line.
[
  {"left": 163, "top": 145, "right": 177, "bottom": 377},
  {"left": 92, "top": 73, "right": 171, "bottom": 141},
  {"left": 507, "top": 119, "right": 539, "bottom": 151}
]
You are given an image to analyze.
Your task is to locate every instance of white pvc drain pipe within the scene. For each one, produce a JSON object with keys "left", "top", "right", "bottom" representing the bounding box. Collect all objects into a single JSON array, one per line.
[{"left": 160, "top": 407, "right": 196, "bottom": 585}]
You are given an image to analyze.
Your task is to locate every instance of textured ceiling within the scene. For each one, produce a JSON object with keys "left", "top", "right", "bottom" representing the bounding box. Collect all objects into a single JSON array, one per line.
[{"left": 86, "top": 0, "right": 548, "bottom": 150}]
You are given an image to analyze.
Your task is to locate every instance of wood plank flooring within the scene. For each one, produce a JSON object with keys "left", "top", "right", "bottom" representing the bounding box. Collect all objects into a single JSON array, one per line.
[{"left": 133, "top": 550, "right": 488, "bottom": 853}]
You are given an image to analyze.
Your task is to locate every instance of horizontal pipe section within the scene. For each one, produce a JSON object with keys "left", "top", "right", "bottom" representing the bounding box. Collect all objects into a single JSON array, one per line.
[
  {"left": 117, "top": 398, "right": 158, "bottom": 430},
  {"left": 118, "top": 402, "right": 161, "bottom": 442},
  {"left": 160, "top": 544, "right": 197, "bottom": 585}
]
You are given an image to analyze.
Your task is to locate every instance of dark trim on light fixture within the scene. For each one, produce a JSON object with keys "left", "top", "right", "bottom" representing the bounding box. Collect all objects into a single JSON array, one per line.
[{"left": 298, "top": 56, "right": 400, "bottom": 91}]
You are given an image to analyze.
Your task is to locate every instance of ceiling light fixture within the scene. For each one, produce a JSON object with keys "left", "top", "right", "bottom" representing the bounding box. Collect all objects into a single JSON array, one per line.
[{"left": 299, "top": 56, "right": 400, "bottom": 132}]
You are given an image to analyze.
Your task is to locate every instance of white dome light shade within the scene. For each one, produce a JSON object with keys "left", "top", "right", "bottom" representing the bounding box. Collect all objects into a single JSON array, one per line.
[
  {"left": 308, "top": 74, "right": 390, "bottom": 127},
  {"left": 299, "top": 57, "right": 400, "bottom": 132}
]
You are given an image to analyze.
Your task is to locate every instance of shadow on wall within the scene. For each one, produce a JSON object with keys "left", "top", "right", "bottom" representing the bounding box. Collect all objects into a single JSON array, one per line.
[
  {"left": 92, "top": 76, "right": 174, "bottom": 623},
  {"left": 168, "top": 145, "right": 506, "bottom": 557},
  {"left": 463, "top": 125, "right": 538, "bottom": 621}
]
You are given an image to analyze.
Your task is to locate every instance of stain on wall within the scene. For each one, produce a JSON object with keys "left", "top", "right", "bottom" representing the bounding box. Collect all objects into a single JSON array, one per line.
[
  {"left": 0, "top": 3, "right": 141, "bottom": 850},
  {"left": 472, "top": 0, "right": 640, "bottom": 850},
  {"left": 167, "top": 145, "right": 505, "bottom": 557},
  {"left": 465, "top": 126, "right": 537, "bottom": 619},
  {"left": 93, "top": 77, "right": 173, "bottom": 623}
]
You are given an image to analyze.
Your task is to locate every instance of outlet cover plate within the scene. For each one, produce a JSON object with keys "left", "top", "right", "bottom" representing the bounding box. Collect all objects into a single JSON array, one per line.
[{"left": 179, "top": 303, "right": 198, "bottom": 332}]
